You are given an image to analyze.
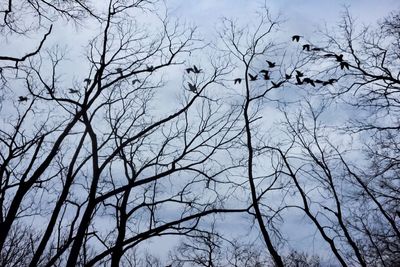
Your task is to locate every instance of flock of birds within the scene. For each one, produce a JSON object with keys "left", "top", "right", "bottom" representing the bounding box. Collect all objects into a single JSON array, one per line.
[
  {"left": 186, "top": 65, "right": 202, "bottom": 93},
  {"left": 231, "top": 35, "right": 347, "bottom": 90},
  {"left": 17, "top": 35, "right": 350, "bottom": 102}
]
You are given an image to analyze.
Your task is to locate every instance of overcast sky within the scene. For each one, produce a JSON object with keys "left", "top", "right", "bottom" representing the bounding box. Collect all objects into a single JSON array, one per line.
[
  {"left": 168, "top": 0, "right": 398, "bottom": 37},
  {"left": 2, "top": 1, "right": 398, "bottom": 265},
  {"left": 148, "top": 0, "right": 400, "bottom": 262}
]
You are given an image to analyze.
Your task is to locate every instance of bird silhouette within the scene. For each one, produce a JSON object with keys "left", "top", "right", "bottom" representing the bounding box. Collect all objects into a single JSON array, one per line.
[
  {"left": 340, "top": 61, "right": 349, "bottom": 70},
  {"left": 322, "top": 79, "right": 337, "bottom": 86},
  {"left": 311, "top": 47, "right": 322, "bottom": 51},
  {"left": 234, "top": 78, "right": 242, "bottom": 84},
  {"left": 248, "top": 73, "right": 258, "bottom": 81},
  {"left": 18, "top": 96, "right": 28, "bottom": 102},
  {"left": 303, "top": 78, "right": 315, "bottom": 87},
  {"left": 295, "top": 76, "right": 303, "bottom": 85},
  {"left": 84, "top": 78, "right": 91, "bottom": 84},
  {"left": 325, "top": 53, "right": 343, "bottom": 62},
  {"left": 292, "top": 35, "right": 301, "bottom": 42},
  {"left": 285, "top": 74, "right": 292, "bottom": 79},
  {"left": 188, "top": 82, "right": 197, "bottom": 93},
  {"left": 132, "top": 79, "right": 140, "bottom": 85},
  {"left": 272, "top": 81, "right": 284, "bottom": 88},
  {"left": 68, "top": 88, "right": 79, "bottom": 94},
  {"left": 295, "top": 70, "right": 304, "bottom": 77},
  {"left": 324, "top": 53, "right": 335, "bottom": 58},
  {"left": 266, "top": 60, "right": 276, "bottom": 68},
  {"left": 185, "top": 67, "right": 194, "bottom": 73},
  {"left": 335, "top": 54, "right": 344, "bottom": 62},
  {"left": 260, "top": 70, "right": 270, "bottom": 80},
  {"left": 262, "top": 73, "right": 270, "bottom": 80},
  {"left": 146, "top": 65, "right": 154, "bottom": 71},
  {"left": 192, "top": 65, "right": 202, "bottom": 74},
  {"left": 302, "top": 44, "right": 310, "bottom": 51}
]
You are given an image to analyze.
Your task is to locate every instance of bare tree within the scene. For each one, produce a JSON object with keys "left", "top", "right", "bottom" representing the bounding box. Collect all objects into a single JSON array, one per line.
[
  {"left": 0, "top": 1, "right": 249, "bottom": 266},
  {"left": 1, "top": 2, "right": 399, "bottom": 266}
]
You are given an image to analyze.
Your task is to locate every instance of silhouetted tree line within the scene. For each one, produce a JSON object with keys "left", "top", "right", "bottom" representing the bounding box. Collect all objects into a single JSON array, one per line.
[{"left": 0, "top": 1, "right": 399, "bottom": 266}]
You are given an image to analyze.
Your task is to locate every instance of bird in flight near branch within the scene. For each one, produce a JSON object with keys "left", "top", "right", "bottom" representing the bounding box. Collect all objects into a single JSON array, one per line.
[
  {"left": 186, "top": 65, "right": 202, "bottom": 74},
  {"left": 188, "top": 82, "right": 197, "bottom": 93},
  {"left": 340, "top": 61, "right": 350, "bottom": 70},
  {"left": 324, "top": 53, "right": 344, "bottom": 62},
  {"left": 234, "top": 78, "right": 242, "bottom": 84},
  {"left": 68, "top": 88, "right": 79, "bottom": 94},
  {"left": 260, "top": 70, "right": 270, "bottom": 80},
  {"left": 292, "top": 35, "right": 302, "bottom": 42},
  {"left": 248, "top": 73, "right": 258, "bottom": 81},
  {"left": 303, "top": 78, "right": 315, "bottom": 87},
  {"left": 116, "top": 68, "right": 123, "bottom": 76},
  {"left": 192, "top": 65, "right": 202, "bottom": 74},
  {"left": 272, "top": 81, "right": 284, "bottom": 88},
  {"left": 18, "top": 96, "right": 28, "bottom": 102},
  {"left": 295, "top": 70, "right": 304, "bottom": 77},
  {"left": 296, "top": 76, "right": 303, "bottom": 85},
  {"left": 311, "top": 47, "right": 322, "bottom": 51},
  {"left": 322, "top": 79, "right": 337, "bottom": 86},
  {"left": 266, "top": 60, "right": 276, "bottom": 68}
]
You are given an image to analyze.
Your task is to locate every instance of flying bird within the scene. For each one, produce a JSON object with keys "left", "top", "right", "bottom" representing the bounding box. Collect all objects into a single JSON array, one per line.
[
  {"left": 335, "top": 54, "right": 344, "bottom": 62},
  {"left": 324, "top": 53, "right": 344, "bottom": 62},
  {"left": 262, "top": 73, "right": 270, "bottom": 80},
  {"left": 187, "top": 82, "right": 197, "bottom": 93},
  {"left": 18, "top": 96, "right": 28, "bottom": 102},
  {"left": 302, "top": 44, "right": 310, "bottom": 51},
  {"left": 322, "top": 81, "right": 330, "bottom": 86},
  {"left": 303, "top": 78, "right": 315, "bottom": 87},
  {"left": 192, "top": 65, "right": 202, "bottom": 74},
  {"left": 248, "top": 73, "right": 258, "bottom": 81},
  {"left": 311, "top": 47, "right": 322, "bottom": 51},
  {"left": 132, "top": 79, "right": 140, "bottom": 85},
  {"left": 295, "top": 70, "right": 304, "bottom": 77},
  {"left": 260, "top": 70, "right": 270, "bottom": 80},
  {"left": 185, "top": 67, "right": 194, "bottom": 73},
  {"left": 68, "top": 88, "right": 79, "bottom": 94},
  {"left": 292, "top": 35, "right": 301, "bottom": 42},
  {"left": 266, "top": 60, "right": 276, "bottom": 68},
  {"left": 340, "top": 61, "right": 350, "bottom": 70},
  {"left": 272, "top": 81, "right": 284, "bottom": 88},
  {"left": 234, "top": 78, "right": 242, "bottom": 84},
  {"left": 322, "top": 79, "right": 337, "bottom": 86},
  {"left": 295, "top": 76, "right": 303, "bottom": 85}
]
